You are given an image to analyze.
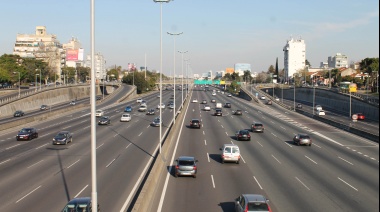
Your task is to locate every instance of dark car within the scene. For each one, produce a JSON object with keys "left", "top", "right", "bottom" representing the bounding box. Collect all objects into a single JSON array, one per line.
[
  {"left": 224, "top": 102, "right": 232, "bottom": 108},
  {"left": 167, "top": 101, "right": 174, "bottom": 106},
  {"left": 233, "top": 110, "right": 243, "bottom": 115},
  {"left": 62, "top": 197, "right": 100, "bottom": 212},
  {"left": 293, "top": 134, "right": 312, "bottom": 146},
  {"left": 235, "top": 130, "right": 251, "bottom": 141},
  {"left": 52, "top": 131, "right": 73, "bottom": 145},
  {"left": 190, "top": 119, "right": 202, "bottom": 129},
  {"left": 98, "top": 116, "right": 111, "bottom": 125},
  {"left": 235, "top": 194, "right": 271, "bottom": 212},
  {"left": 251, "top": 122, "right": 264, "bottom": 133},
  {"left": 146, "top": 108, "right": 156, "bottom": 115},
  {"left": 151, "top": 117, "right": 162, "bottom": 127},
  {"left": 40, "top": 104, "right": 49, "bottom": 110},
  {"left": 16, "top": 128, "right": 38, "bottom": 141},
  {"left": 214, "top": 109, "right": 222, "bottom": 116},
  {"left": 175, "top": 156, "right": 198, "bottom": 178},
  {"left": 14, "top": 110, "right": 25, "bottom": 117}
]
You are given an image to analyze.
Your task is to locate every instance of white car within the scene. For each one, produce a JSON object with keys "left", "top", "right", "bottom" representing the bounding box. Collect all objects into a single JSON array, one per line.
[
  {"left": 120, "top": 113, "right": 132, "bottom": 122},
  {"left": 95, "top": 110, "right": 104, "bottom": 117},
  {"left": 157, "top": 103, "right": 166, "bottom": 109},
  {"left": 274, "top": 97, "right": 280, "bottom": 101},
  {"left": 227, "top": 94, "right": 232, "bottom": 97},
  {"left": 192, "top": 99, "right": 198, "bottom": 103},
  {"left": 315, "top": 105, "right": 323, "bottom": 111},
  {"left": 136, "top": 98, "right": 143, "bottom": 103},
  {"left": 317, "top": 110, "right": 326, "bottom": 116},
  {"left": 204, "top": 105, "right": 211, "bottom": 111},
  {"left": 260, "top": 96, "right": 266, "bottom": 100},
  {"left": 212, "top": 93, "right": 216, "bottom": 96},
  {"left": 138, "top": 105, "right": 147, "bottom": 112}
]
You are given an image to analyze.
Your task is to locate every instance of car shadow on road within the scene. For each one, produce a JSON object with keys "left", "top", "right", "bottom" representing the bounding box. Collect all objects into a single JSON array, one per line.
[
  {"left": 218, "top": 201, "right": 235, "bottom": 211},
  {"left": 284, "top": 140, "right": 296, "bottom": 146},
  {"left": 167, "top": 165, "right": 176, "bottom": 177},
  {"left": 208, "top": 153, "right": 222, "bottom": 164}
]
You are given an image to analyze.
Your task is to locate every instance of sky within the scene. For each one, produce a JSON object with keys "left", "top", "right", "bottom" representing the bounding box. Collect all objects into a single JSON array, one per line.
[{"left": 0, "top": 0, "right": 378, "bottom": 76}]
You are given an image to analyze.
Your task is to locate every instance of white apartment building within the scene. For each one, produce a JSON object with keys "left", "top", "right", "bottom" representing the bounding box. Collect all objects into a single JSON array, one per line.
[
  {"left": 62, "top": 37, "right": 84, "bottom": 68},
  {"left": 283, "top": 37, "right": 306, "bottom": 79},
  {"left": 13, "top": 26, "right": 65, "bottom": 81},
  {"left": 328, "top": 53, "right": 348, "bottom": 69},
  {"left": 85, "top": 53, "right": 106, "bottom": 81}
]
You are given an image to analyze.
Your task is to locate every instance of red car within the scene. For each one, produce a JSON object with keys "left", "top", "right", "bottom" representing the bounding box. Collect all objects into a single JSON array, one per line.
[{"left": 355, "top": 113, "right": 365, "bottom": 120}]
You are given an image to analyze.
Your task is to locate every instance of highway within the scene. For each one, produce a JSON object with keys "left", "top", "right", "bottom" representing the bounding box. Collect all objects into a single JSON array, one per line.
[
  {"left": 0, "top": 86, "right": 185, "bottom": 211},
  {"left": 150, "top": 88, "right": 379, "bottom": 212},
  {"left": 0, "top": 85, "right": 378, "bottom": 211}
]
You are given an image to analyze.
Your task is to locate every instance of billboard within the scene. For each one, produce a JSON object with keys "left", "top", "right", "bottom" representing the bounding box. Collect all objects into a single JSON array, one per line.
[{"left": 66, "top": 49, "right": 78, "bottom": 61}]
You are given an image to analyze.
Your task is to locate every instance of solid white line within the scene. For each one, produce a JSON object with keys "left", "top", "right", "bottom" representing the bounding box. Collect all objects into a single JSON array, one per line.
[
  {"left": 338, "top": 177, "right": 358, "bottom": 191},
  {"left": 211, "top": 175, "right": 215, "bottom": 188},
  {"left": 16, "top": 185, "right": 41, "bottom": 203},
  {"left": 67, "top": 160, "right": 80, "bottom": 169},
  {"left": 313, "top": 131, "right": 343, "bottom": 146},
  {"left": 240, "top": 155, "right": 246, "bottom": 163},
  {"left": 106, "top": 158, "right": 116, "bottom": 168},
  {"left": 138, "top": 132, "right": 143, "bottom": 137},
  {"left": 74, "top": 185, "right": 88, "bottom": 198},
  {"left": 207, "top": 153, "right": 210, "bottom": 162},
  {"left": 203, "top": 131, "right": 205, "bottom": 135},
  {"left": 305, "top": 155, "right": 318, "bottom": 164},
  {"left": 27, "top": 160, "right": 44, "bottom": 169},
  {"left": 0, "top": 159, "right": 11, "bottom": 165},
  {"left": 96, "top": 143, "right": 104, "bottom": 149},
  {"left": 338, "top": 157, "right": 354, "bottom": 165},
  {"left": 313, "top": 143, "right": 322, "bottom": 148},
  {"left": 295, "top": 177, "right": 310, "bottom": 190},
  {"left": 225, "top": 132, "right": 228, "bottom": 136},
  {"left": 114, "top": 134, "right": 118, "bottom": 137},
  {"left": 272, "top": 155, "right": 281, "bottom": 164},
  {"left": 253, "top": 176, "right": 263, "bottom": 189}
]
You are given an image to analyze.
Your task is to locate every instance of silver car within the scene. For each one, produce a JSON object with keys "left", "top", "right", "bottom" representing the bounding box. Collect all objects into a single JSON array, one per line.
[
  {"left": 235, "top": 194, "right": 271, "bottom": 212},
  {"left": 175, "top": 156, "right": 198, "bottom": 178}
]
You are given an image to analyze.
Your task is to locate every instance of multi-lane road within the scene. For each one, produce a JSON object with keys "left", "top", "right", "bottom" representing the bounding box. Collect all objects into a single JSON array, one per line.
[{"left": 0, "top": 86, "right": 378, "bottom": 211}]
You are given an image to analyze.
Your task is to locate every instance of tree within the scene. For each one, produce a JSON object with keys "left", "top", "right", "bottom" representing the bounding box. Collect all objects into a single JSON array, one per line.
[
  {"left": 267, "top": 65, "right": 275, "bottom": 74},
  {"left": 243, "top": 70, "right": 252, "bottom": 83},
  {"left": 305, "top": 59, "right": 311, "bottom": 67},
  {"left": 257, "top": 72, "right": 267, "bottom": 83},
  {"left": 222, "top": 73, "right": 232, "bottom": 81}
]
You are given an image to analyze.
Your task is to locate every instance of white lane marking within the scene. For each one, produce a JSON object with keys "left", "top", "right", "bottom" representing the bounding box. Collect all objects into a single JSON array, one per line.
[
  {"left": 271, "top": 133, "right": 277, "bottom": 137},
  {"left": 257, "top": 141, "right": 263, "bottom": 147},
  {"left": 67, "top": 160, "right": 80, "bottom": 169},
  {"left": 221, "top": 125, "right": 224, "bottom": 128},
  {"left": 211, "top": 175, "right": 215, "bottom": 188},
  {"left": 203, "top": 131, "right": 205, "bottom": 135},
  {"left": 285, "top": 142, "right": 293, "bottom": 148},
  {"left": 207, "top": 153, "right": 210, "bottom": 162},
  {"left": 338, "top": 157, "right": 354, "bottom": 165},
  {"left": 147, "top": 125, "right": 150, "bottom": 128},
  {"left": 313, "top": 132, "right": 343, "bottom": 146},
  {"left": 272, "top": 155, "right": 281, "bottom": 164},
  {"left": 0, "top": 159, "right": 11, "bottom": 165},
  {"left": 62, "top": 126, "right": 71, "bottom": 129},
  {"left": 295, "top": 177, "right": 310, "bottom": 190},
  {"left": 138, "top": 132, "right": 143, "bottom": 137},
  {"left": 338, "top": 177, "right": 358, "bottom": 191},
  {"left": 114, "top": 134, "right": 118, "bottom": 137},
  {"left": 27, "top": 160, "right": 44, "bottom": 169},
  {"left": 96, "top": 143, "right": 104, "bottom": 149},
  {"left": 6, "top": 144, "right": 21, "bottom": 150},
  {"left": 74, "top": 185, "right": 88, "bottom": 198},
  {"left": 280, "top": 126, "right": 286, "bottom": 130},
  {"left": 240, "top": 155, "right": 246, "bottom": 163},
  {"left": 204, "top": 140, "right": 207, "bottom": 145},
  {"left": 253, "top": 176, "right": 263, "bottom": 190},
  {"left": 36, "top": 143, "right": 49, "bottom": 149},
  {"left": 16, "top": 185, "right": 41, "bottom": 203},
  {"left": 313, "top": 143, "right": 322, "bottom": 148},
  {"left": 225, "top": 132, "right": 229, "bottom": 136},
  {"left": 305, "top": 155, "right": 318, "bottom": 164},
  {"left": 106, "top": 158, "right": 116, "bottom": 168}
]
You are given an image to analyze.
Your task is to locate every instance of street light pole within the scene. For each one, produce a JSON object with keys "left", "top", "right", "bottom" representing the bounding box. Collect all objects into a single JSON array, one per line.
[
  {"left": 293, "top": 74, "right": 296, "bottom": 111},
  {"left": 13, "top": 71, "right": 20, "bottom": 98},
  {"left": 178, "top": 51, "right": 188, "bottom": 107},
  {"left": 167, "top": 32, "right": 183, "bottom": 124},
  {"left": 35, "top": 74, "right": 39, "bottom": 92},
  {"left": 153, "top": 0, "right": 171, "bottom": 156},
  {"left": 312, "top": 76, "right": 315, "bottom": 115}
]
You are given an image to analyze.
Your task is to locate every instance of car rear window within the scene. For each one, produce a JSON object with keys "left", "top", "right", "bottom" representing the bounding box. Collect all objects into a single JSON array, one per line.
[
  {"left": 248, "top": 202, "right": 269, "bottom": 211},
  {"left": 254, "top": 123, "right": 263, "bottom": 127},
  {"left": 192, "top": 120, "right": 200, "bottom": 123},
  {"left": 178, "top": 160, "right": 195, "bottom": 166},
  {"left": 300, "top": 135, "right": 310, "bottom": 139}
]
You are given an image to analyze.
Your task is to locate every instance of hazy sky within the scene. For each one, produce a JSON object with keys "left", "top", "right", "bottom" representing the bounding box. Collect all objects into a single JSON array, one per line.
[{"left": 0, "top": 0, "right": 378, "bottom": 76}]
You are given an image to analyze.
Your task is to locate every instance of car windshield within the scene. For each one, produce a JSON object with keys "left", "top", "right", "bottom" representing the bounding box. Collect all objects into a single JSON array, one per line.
[
  {"left": 248, "top": 202, "right": 269, "bottom": 211},
  {"left": 55, "top": 133, "right": 66, "bottom": 138},
  {"left": 178, "top": 160, "right": 195, "bottom": 166},
  {"left": 20, "top": 129, "right": 31, "bottom": 133}
]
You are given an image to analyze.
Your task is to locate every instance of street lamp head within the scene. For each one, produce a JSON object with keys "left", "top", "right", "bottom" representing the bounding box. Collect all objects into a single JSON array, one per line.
[{"left": 153, "top": 0, "right": 171, "bottom": 2}]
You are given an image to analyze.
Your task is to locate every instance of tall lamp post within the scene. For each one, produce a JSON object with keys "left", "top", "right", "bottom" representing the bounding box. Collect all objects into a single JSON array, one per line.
[
  {"left": 178, "top": 50, "right": 188, "bottom": 105},
  {"left": 35, "top": 74, "right": 39, "bottom": 92},
  {"left": 293, "top": 73, "right": 296, "bottom": 111},
  {"left": 153, "top": 0, "right": 171, "bottom": 155},
  {"left": 167, "top": 31, "right": 183, "bottom": 124},
  {"left": 36, "top": 69, "right": 41, "bottom": 90},
  {"left": 312, "top": 76, "right": 315, "bottom": 115},
  {"left": 13, "top": 71, "right": 20, "bottom": 98}
]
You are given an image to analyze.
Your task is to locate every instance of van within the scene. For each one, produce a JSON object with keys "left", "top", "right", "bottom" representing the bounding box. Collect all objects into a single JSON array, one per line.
[
  {"left": 216, "top": 102, "right": 222, "bottom": 109},
  {"left": 220, "top": 144, "right": 240, "bottom": 164}
]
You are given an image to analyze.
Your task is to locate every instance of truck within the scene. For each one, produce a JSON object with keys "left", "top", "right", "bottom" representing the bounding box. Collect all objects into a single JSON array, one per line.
[{"left": 215, "top": 102, "right": 222, "bottom": 109}]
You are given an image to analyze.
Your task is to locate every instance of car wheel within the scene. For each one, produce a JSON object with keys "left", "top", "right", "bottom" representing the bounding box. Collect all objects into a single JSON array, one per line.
[
  {"left": 36, "top": 134, "right": 39, "bottom": 138},
  {"left": 221, "top": 159, "right": 224, "bottom": 164},
  {"left": 65, "top": 140, "right": 67, "bottom": 145},
  {"left": 236, "top": 160, "right": 240, "bottom": 164},
  {"left": 174, "top": 174, "right": 178, "bottom": 178},
  {"left": 309, "top": 143, "right": 312, "bottom": 146},
  {"left": 193, "top": 175, "right": 196, "bottom": 178},
  {"left": 296, "top": 141, "right": 300, "bottom": 146}
]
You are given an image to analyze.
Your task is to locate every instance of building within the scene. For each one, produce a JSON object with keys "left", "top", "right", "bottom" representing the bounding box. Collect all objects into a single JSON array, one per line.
[
  {"left": 328, "top": 53, "right": 349, "bottom": 69},
  {"left": 13, "top": 26, "right": 65, "bottom": 81},
  {"left": 225, "top": 68, "right": 234, "bottom": 74},
  {"left": 63, "top": 37, "right": 84, "bottom": 68},
  {"left": 85, "top": 53, "right": 106, "bottom": 81},
  {"left": 234, "top": 63, "right": 251, "bottom": 76},
  {"left": 283, "top": 37, "right": 306, "bottom": 79}
]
